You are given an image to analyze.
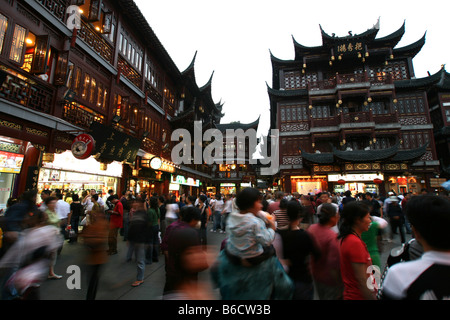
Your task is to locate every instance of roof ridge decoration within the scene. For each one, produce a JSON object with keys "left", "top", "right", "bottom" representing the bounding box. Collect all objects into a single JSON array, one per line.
[
  {"left": 181, "top": 51, "right": 198, "bottom": 75},
  {"left": 319, "top": 17, "right": 380, "bottom": 44}
]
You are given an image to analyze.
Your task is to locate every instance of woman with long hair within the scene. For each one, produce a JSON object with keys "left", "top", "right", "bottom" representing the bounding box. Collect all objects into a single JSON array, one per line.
[{"left": 338, "top": 201, "right": 376, "bottom": 300}]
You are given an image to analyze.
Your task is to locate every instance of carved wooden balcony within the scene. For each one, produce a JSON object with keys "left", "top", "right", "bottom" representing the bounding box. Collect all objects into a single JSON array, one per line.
[{"left": 0, "top": 67, "right": 54, "bottom": 114}]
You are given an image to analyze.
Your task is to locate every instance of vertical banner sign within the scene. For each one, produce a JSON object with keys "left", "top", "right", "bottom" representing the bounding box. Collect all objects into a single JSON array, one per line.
[{"left": 25, "top": 166, "right": 39, "bottom": 190}]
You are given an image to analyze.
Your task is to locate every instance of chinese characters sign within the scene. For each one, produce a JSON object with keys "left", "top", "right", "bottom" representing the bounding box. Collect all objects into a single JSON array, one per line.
[
  {"left": 89, "top": 121, "right": 141, "bottom": 163},
  {"left": 335, "top": 41, "right": 364, "bottom": 56}
]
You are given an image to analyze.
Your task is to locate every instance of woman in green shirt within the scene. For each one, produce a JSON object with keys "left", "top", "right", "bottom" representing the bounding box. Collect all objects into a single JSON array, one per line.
[
  {"left": 361, "top": 215, "right": 388, "bottom": 268},
  {"left": 146, "top": 196, "right": 160, "bottom": 264}
]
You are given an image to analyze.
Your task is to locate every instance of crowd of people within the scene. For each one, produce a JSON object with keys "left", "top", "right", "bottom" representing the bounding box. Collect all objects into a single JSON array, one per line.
[{"left": 0, "top": 186, "right": 449, "bottom": 300}]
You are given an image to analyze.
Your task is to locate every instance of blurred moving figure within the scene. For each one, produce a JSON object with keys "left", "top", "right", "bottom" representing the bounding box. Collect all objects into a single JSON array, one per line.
[
  {"left": 308, "top": 203, "right": 343, "bottom": 300},
  {"left": 163, "top": 205, "right": 208, "bottom": 299},
  {"left": 211, "top": 188, "right": 293, "bottom": 300},
  {"left": 0, "top": 210, "right": 62, "bottom": 300},
  {"left": 79, "top": 206, "right": 109, "bottom": 300}
]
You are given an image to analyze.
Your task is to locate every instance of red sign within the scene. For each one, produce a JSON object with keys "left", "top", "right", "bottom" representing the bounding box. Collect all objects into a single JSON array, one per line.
[
  {"left": 373, "top": 178, "right": 383, "bottom": 184},
  {"left": 71, "top": 134, "right": 95, "bottom": 159},
  {"left": 337, "top": 179, "right": 346, "bottom": 185}
]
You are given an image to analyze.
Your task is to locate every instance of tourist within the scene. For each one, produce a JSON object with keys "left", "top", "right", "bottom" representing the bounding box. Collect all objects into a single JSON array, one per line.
[
  {"left": 386, "top": 195, "right": 406, "bottom": 244},
  {"left": 211, "top": 188, "right": 293, "bottom": 299},
  {"left": 80, "top": 205, "right": 109, "bottom": 299},
  {"left": 146, "top": 196, "right": 160, "bottom": 264},
  {"left": 163, "top": 205, "right": 207, "bottom": 299},
  {"left": 338, "top": 201, "right": 376, "bottom": 300},
  {"left": 126, "top": 199, "right": 150, "bottom": 287},
  {"left": 211, "top": 194, "right": 224, "bottom": 233},
  {"left": 108, "top": 195, "right": 123, "bottom": 255},
  {"left": 274, "top": 200, "right": 320, "bottom": 299},
  {"left": 308, "top": 203, "right": 343, "bottom": 300},
  {"left": 381, "top": 195, "right": 450, "bottom": 299}
]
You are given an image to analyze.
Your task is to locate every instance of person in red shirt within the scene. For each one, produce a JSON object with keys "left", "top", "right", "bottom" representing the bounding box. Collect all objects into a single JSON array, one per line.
[
  {"left": 338, "top": 201, "right": 376, "bottom": 300},
  {"left": 108, "top": 195, "right": 123, "bottom": 255}
]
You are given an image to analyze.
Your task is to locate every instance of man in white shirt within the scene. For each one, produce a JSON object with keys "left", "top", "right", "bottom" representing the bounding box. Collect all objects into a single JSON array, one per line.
[
  {"left": 55, "top": 193, "right": 71, "bottom": 242},
  {"left": 381, "top": 195, "right": 450, "bottom": 300}
]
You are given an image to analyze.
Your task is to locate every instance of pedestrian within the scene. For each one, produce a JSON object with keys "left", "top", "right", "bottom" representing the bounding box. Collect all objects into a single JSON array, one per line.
[
  {"left": 163, "top": 205, "right": 208, "bottom": 299},
  {"left": 267, "top": 191, "right": 284, "bottom": 214},
  {"left": 272, "top": 198, "right": 289, "bottom": 230},
  {"left": 126, "top": 199, "right": 150, "bottom": 287},
  {"left": 220, "top": 194, "right": 232, "bottom": 233},
  {"left": 274, "top": 200, "right": 321, "bottom": 300},
  {"left": 196, "top": 194, "right": 209, "bottom": 250},
  {"left": 158, "top": 196, "right": 167, "bottom": 241},
  {"left": 108, "top": 195, "right": 123, "bottom": 255},
  {"left": 386, "top": 195, "right": 406, "bottom": 244},
  {"left": 38, "top": 190, "right": 51, "bottom": 212},
  {"left": 43, "top": 196, "right": 62, "bottom": 280},
  {"left": 67, "top": 194, "right": 83, "bottom": 243},
  {"left": 120, "top": 191, "right": 131, "bottom": 241},
  {"left": 0, "top": 209, "right": 62, "bottom": 300},
  {"left": 79, "top": 206, "right": 108, "bottom": 299},
  {"left": 165, "top": 195, "right": 179, "bottom": 227},
  {"left": 364, "top": 192, "right": 383, "bottom": 217},
  {"left": 380, "top": 195, "right": 450, "bottom": 300},
  {"left": 300, "top": 195, "right": 315, "bottom": 229},
  {"left": 308, "top": 203, "right": 343, "bottom": 300},
  {"left": 316, "top": 192, "right": 339, "bottom": 222},
  {"left": 342, "top": 190, "right": 356, "bottom": 207},
  {"left": 361, "top": 214, "right": 388, "bottom": 269},
  {"left": 225, "top": 188, "right": 276, "bottom": 266},
  {"left": 211, "top": 194, "right": 224, "bottom": 233},
  {"left": 338, "top": 201, "right": 376, "bottom": 300},
  {"left": 211, "top": 188, "right": 293, "bottom": 300},
  {"left": 146, "top": 196, "right": 160, "bottom": 264}
]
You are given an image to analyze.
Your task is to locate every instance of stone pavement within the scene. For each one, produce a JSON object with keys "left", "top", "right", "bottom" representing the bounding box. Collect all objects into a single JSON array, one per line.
[{"left": 39, "top": 221, "right": 411, "bottom": 300}]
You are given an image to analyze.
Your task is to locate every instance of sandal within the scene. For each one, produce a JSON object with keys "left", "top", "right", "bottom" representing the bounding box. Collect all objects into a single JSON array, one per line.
[
  {"left": 48, "top": 274, "right": 62, "bottom": 280},
  {"left": 131, "top": 280, "right": 144, "bottom": 287}
]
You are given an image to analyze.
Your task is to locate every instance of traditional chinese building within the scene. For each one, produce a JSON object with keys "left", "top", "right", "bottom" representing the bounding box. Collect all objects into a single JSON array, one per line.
[
  {"left": 268, "top": 20, "right": 441, "bottom": 196},
  {"left": 0, "top": 0, "right": 223, "bottom": 207},
  {"left": 209, "top": 117, "right": 260, "bottom": 195}
]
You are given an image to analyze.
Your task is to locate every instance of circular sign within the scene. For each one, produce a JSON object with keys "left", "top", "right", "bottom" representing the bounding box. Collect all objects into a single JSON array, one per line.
[
  {"left": 149, "top": 156, "right": 162, "bottom": 170},
  {"left": 71, "top": 134, "right": 95, "bottom": 159},
  {"left": 373, "top": 178, "right": 383, "bottom": 184},
  {"left": 337, "top": 179, "right": 346, "bottom": 185}
]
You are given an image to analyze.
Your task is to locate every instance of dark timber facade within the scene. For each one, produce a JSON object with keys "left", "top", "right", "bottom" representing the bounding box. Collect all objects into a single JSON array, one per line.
[{"left": 268, "top": 20, "right": 447, "bottom": 196}]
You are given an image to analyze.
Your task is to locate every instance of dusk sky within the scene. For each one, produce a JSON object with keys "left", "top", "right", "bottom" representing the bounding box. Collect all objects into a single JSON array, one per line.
[{"left": 134, "top": 0, "right": 450, "bottom": 136}]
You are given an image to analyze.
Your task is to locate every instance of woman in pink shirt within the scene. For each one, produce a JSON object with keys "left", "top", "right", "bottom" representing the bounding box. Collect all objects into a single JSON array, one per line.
[{"left": 308, "top": 203, "right": 343, "bottom": 300}]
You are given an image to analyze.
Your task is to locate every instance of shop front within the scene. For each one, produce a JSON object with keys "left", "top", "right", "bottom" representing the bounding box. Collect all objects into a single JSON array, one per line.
[
  {"left": 328, "top": 173, "right": 384, "bottom": 196},
  {"left": 39, "top": 150, "right": 123, "bottom": 199},
  {"left": 290, "top": 176, "right": 328, "bottom": 195},
  {"left": 0, "top": 136, "right": 31, "bottom": 211},
  {"left": 170, "top": 174, "right": 201, "bottom": 197},
  {"left": 220, "top": 183, "right": 236, "bottom": 195},
  {"left": 386, "top": 175, "right": 427, "bottom": 195}
]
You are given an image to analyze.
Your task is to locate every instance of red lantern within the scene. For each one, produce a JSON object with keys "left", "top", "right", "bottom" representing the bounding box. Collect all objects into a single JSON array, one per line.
[
  {"left": 337, "top": 179, "right": 346, "bottom": 185},
  {"left": 373, "top": 178, "right": 383, "bottom": 184}
]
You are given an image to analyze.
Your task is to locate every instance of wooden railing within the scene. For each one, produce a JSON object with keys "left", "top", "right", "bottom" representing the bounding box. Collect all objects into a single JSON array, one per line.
[
  {"left": 62, "top": 102, "right": 105, "bottom": 129},
  {"left": 78, "top": 19, "right": 114, "bottom": 64},
  {"left": 0, "top": 67, "right": 55, "bottom": 114}
]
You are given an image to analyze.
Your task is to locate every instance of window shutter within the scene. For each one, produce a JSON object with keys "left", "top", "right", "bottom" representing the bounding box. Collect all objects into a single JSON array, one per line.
[
  {"left": 30, "top": 35, "right": 50, "bottom": 74},
  {"left": 54, "top": 51, "right": 69, "bottom": 86}
]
